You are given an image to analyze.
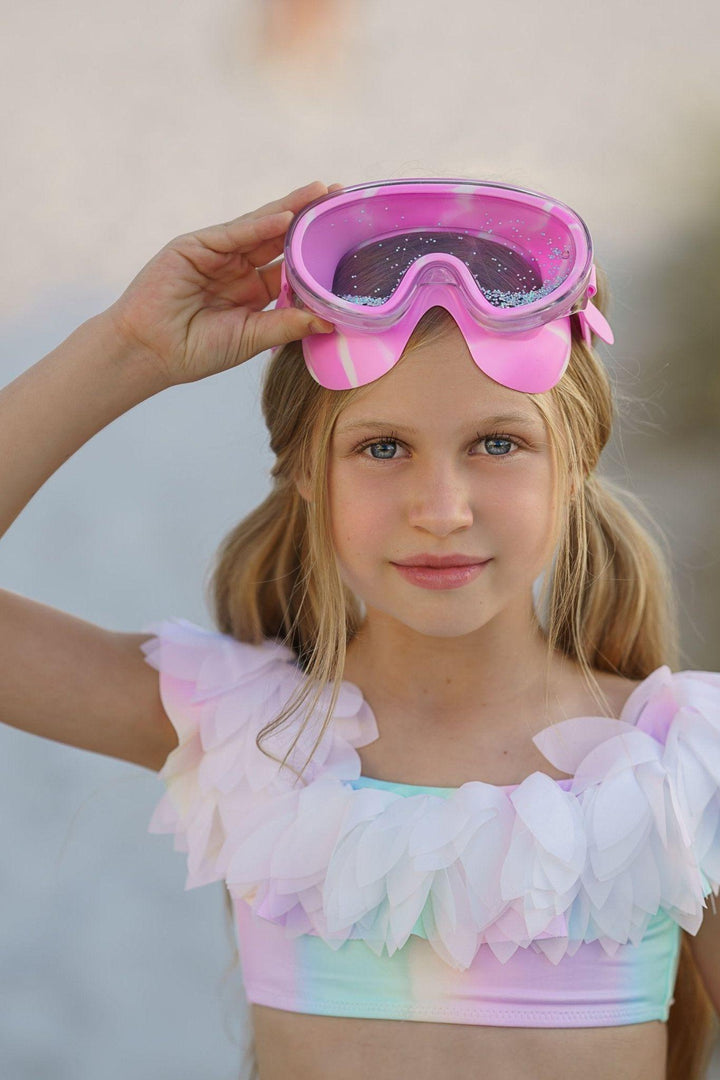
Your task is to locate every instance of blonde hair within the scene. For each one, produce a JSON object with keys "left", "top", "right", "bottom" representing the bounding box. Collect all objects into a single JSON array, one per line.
[{"left": 205, "top": 264, "right": 717, "bottom": 1080}]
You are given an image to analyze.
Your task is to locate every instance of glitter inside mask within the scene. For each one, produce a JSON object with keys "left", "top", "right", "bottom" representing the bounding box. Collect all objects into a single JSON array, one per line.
[{"left": 332, "top": 229, "right": 569, "bottom": 309}]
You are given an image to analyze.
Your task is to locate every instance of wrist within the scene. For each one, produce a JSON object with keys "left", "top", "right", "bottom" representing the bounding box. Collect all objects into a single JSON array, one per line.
[{"left": 88, "top": 307, "right": 174, "bottom": 396}]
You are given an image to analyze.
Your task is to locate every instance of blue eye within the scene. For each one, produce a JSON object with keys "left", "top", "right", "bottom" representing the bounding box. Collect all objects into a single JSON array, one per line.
[
  {"left": 354, "top": 431, "right": 521, "bottom": 461},
  {"left": 483, "top": 436, "right": 516, "bottom": 456},
  {"left": 359, "top": 436, "right": 401, "bottom": 460}
]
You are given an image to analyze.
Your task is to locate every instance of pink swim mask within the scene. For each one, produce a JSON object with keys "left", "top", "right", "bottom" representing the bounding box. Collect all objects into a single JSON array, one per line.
[{"left": 272, "top": 177, "right": 614, "bottom": 393}]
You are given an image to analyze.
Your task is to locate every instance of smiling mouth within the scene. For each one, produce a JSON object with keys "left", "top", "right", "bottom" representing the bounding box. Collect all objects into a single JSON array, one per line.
[{"left": 391, "top": 558, "right": 492, "bottom": 569}]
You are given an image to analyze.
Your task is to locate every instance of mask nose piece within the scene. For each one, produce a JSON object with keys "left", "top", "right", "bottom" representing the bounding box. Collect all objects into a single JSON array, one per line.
[{"left": 415, "top": 263, "right": 461, "bottom": 285}]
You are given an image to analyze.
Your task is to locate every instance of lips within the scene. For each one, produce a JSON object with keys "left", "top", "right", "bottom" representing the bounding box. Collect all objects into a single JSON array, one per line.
[
  {"left": 392, "top": 555, "right": 491, "bottom": 568},
  {"left": 392, "top": 560, "right": 491, "bottom": 591}
]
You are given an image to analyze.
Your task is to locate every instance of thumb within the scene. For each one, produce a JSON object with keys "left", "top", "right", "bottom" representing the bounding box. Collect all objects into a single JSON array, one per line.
[{"left": 251, "top": 308, "right": 335, "bottom": 354}]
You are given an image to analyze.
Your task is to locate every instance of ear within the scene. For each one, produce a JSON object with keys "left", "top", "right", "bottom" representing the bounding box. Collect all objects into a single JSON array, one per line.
[{"left": 295, "top": 474, "right": 312, "bottom": 503}]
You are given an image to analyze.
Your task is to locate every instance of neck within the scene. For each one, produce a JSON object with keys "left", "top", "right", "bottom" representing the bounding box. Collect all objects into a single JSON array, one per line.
[{"left": 343, "top": 600, "right": 573, "bottom": 735}]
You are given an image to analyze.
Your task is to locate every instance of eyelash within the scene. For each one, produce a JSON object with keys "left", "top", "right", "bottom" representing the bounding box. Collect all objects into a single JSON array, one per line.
[{"left": 352, "top": 429, "right": 523, "bottom": 461}]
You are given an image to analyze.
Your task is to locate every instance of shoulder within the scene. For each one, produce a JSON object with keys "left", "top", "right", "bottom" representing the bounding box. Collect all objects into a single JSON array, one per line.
[
  {"left": 138, "top": 617, "right": 300, "bottom": 756},
  {"left": 139, "top": 617, "right": 296, "bottom": 685},
  {"left": 142, "top": 619, "right": 304, "bottom": 887},
  {"left": 140, "top": 614, "right": 376, "bottom": 778},
  {"left": 562, "top": 662, "right": 720, "bottom": 724},
  {"left": 553, "top": 662, "right": 645, "bottom": 723},
  {"left": 593, "top": 664, "right": 720, "bottom": 719},
  {"left": 593, "top": 670, "right": 646, "bottom": 718}
]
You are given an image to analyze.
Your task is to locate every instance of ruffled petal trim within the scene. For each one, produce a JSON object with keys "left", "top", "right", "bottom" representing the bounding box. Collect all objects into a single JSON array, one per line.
[{"left": 142, "top": 619, "right": 720, "bottom": 969}]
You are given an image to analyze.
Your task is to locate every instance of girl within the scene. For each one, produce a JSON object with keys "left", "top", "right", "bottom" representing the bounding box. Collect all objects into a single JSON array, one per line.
[{"left": 1, "top": 176, "right": 718, "bottom": 1080}]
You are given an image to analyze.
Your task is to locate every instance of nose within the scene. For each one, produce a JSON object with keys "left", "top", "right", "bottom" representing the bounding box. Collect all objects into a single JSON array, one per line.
[{"left": 405, "top": 462, "right": 474, "bottom": 534}]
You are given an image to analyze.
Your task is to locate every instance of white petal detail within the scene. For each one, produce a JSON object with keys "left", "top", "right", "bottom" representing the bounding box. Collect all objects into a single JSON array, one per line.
[{"left": 143, "top": 620, "right": 720, "bottom": 969}]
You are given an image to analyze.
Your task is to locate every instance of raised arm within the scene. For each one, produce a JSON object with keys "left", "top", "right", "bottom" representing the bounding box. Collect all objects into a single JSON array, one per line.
[
  {"left": 0, "top": 313, "right": 177, "bottom": 770},
  {"left": 0, "top": 311, "right": 168, "bottom": 544},
  {"left": 0, "top": 588, "right": 176, "bottom": 771},
  {"left": 0, "top": 180, "right": 340, "bottom": 771}
]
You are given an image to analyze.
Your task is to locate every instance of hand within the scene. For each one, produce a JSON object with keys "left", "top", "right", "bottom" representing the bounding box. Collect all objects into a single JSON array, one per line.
[{"left": 103, "top": 180, "right": 342, "bottom": 386}]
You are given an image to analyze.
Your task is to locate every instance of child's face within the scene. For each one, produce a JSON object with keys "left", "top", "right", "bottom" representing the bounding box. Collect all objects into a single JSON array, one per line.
[{"left": 326, "top": 322, "right": 561, "bottom": 641}]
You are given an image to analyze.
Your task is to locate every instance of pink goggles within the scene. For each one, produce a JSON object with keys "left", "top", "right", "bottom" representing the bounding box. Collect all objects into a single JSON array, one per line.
[{"left": 272, "top": 178, "right": 614, "bottom": 393}]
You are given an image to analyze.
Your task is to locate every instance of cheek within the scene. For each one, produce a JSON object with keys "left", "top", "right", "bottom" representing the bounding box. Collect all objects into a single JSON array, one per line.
[
  {"left": 329, "top": 467, "right": 401, "bottom": 569},
  {"left": 333, "top": 489, "right": 393, "bottom": 546},
  {"left": 330, "top": 467, "right": 376, "bottom": 550},
  {"left": 335, "top": 498, "right": 374, "bottom": 541},
  {"left": 484, "top": 467, "right": 556, "bottom": 547}
]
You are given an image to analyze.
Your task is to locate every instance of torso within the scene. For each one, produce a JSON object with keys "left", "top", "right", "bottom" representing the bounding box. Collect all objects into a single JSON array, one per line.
[
  {"left": 252, "top": 1006, "right": 667, "bottom": 1080},
  {"left": 251, "top": 663, "right": 671, "bottom": 1080}
]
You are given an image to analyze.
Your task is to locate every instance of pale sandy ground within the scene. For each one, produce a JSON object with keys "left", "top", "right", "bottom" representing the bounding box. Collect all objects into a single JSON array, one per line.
[{"left": 1, "top": 1, "right": 719, "bottom": 1076}]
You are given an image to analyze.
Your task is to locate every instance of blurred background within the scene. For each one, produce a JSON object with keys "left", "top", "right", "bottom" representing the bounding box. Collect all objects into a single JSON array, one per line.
[{"left": 0, "top": 0, "right": 718, "bottom": 1076}]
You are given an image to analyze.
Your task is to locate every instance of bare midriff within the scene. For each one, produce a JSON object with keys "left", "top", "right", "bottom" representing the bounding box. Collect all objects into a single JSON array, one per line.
[{"left": 251, "top": 1005, "right": 668, "bottom": 1080}]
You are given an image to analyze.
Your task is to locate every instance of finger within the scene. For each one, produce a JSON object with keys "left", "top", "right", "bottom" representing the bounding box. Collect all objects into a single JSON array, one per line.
[
  {"left": 247, "top": 306, "right": 334, "bottom": 356},
  {"left": 259, "top": 258, "right": 311, "bottom": 300},
  {"left": 189, "top": 180, "right": 343, "bottom": 259},
  {"left": 223, "top": 179, "right": 329, "bottom": 233},
  {"left": 258, "top": 259, "right": 284, "bottom": 297},
  {"left": 190, "top": 209, "right": 295, "bottom": 258},
  {"left": 240, "top": 227, "right": 290, "bottom": 269},
  {"left": 243, "top": 184, "right": 344, "bottom": 266},
  {"left": 207, "top": 178, "right": 343, "bottom": 254},
  {"left": 258, "top": 258, "right": 329, "bottom": 308}
]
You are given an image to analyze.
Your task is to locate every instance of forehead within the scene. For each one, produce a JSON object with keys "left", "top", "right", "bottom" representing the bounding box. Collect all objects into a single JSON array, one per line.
[
  {"left": 335, "top": 373, "right": 549, "bottom": 435},
  {"left": 335, "top": 408, "right": 545, "bottom": 436},
  {"left": 335, "top": 325, "right": 552, "bottom": 429}
]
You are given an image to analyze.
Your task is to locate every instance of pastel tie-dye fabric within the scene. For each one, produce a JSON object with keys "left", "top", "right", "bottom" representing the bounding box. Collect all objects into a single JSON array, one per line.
[{"left": 140, "top": 618, "right": 720, "bottom": 1026}]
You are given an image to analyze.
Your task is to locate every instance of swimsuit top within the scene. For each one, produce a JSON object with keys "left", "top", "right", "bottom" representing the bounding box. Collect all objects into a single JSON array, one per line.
[{"left": 141, "top": 617, "right": 720, "bottom": 1029}]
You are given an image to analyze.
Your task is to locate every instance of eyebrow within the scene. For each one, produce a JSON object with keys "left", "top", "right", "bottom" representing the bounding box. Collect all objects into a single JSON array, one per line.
[{"left": 336, "top": 412, "right": 542, "bottom": 435}]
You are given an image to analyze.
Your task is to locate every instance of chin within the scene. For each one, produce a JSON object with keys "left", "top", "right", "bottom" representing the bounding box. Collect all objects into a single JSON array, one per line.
[{"left": 381, "top": 607, "right": 499, "bottom": 640}]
